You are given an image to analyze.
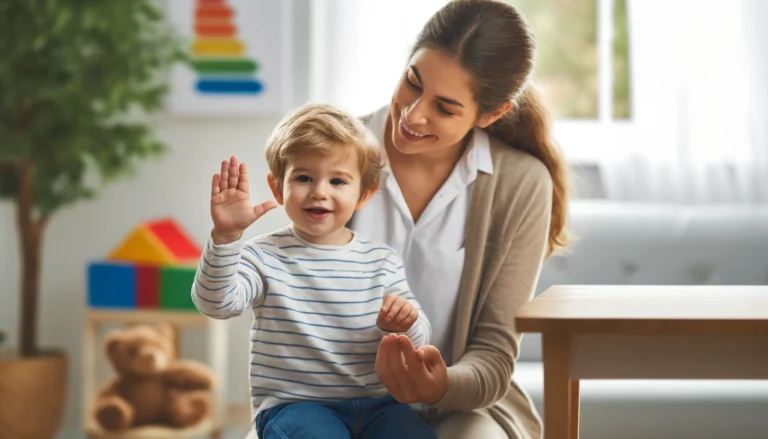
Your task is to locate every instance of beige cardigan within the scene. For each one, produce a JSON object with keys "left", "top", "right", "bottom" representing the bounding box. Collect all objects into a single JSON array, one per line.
[
  {"left": 360, "top": 114, "right": 551, "bottom": 438},
  {"left": 427, "top": 134, "right": 551, "bottom": 439}
]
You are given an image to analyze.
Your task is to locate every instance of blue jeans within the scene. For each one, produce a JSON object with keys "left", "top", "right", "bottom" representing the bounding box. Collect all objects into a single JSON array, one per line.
[{"left": 255, "top": 395, "right": 438, "bottom": 439}]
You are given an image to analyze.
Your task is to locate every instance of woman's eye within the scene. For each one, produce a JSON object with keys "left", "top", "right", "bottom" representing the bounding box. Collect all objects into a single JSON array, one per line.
[
  {"left": 330, "top": 178, "right": 347, "bottom": 186},
  {"left": 438, "top": 105, "right": 454, "bottom": 116},
  {"left": 405, "top": 73, "right": 421, "bottom": 91},
  {"left": 296, "top": 175, "right": 311, "bottom": 182}
]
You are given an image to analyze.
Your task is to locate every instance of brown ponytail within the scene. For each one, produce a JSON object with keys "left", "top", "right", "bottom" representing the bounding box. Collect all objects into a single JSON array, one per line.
[
  {"left": 487, "top": 86, "right": 570, "bottom": 256},
  {"left": 412, "top": 0, "right": 570, "bottom": 257}
]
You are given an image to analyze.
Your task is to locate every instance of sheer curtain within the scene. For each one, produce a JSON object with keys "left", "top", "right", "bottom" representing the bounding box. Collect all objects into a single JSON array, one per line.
[
  {"left": 599, "top": 0, "right": 768, "bottom": 203},
  {"left": 309, "top": 0, "right": 448, "bottom": 116}
]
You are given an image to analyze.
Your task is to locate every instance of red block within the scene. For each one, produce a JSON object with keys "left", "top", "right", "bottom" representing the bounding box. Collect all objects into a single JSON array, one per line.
[
  {"left": 146, "top": 219, "right": 202, "bottom": 263},
  {"left": 136, "top": 265, "right": 159, "bottom": 308}
]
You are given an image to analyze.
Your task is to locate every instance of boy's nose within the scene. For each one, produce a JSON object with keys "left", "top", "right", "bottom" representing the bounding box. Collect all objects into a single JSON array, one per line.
[{"left": 311, "top": 185, "right": 328, "bottom": 200}]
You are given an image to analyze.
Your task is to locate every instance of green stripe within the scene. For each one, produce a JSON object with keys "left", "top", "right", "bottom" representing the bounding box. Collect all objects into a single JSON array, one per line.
[{"left": 192, "top": 59, "right": 259, "bottom": 74}]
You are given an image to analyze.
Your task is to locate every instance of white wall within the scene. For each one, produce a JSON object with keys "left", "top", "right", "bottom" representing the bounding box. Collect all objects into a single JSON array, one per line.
[{"left": 0, "top": 1, "right": 311, "bottom": 429}]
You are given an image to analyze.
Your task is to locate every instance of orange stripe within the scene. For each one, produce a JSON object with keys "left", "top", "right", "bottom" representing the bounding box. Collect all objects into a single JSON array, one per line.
[
  {"left": 195, "top": 23, "right": 236, "bottom": 37},
  {"left": 196, "top": 5, "right": 233, "bottom": 20}
]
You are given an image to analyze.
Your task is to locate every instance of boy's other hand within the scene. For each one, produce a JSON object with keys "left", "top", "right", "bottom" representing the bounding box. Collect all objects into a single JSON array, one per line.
[
  {"left": 211, "top": 156, "right": 277, "bottom": 244},
  {"left": 377, "top": 294, "right": 418, "bottom": 333}
]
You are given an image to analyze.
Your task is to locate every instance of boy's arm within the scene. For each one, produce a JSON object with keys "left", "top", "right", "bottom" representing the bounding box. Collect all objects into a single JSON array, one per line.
[
  {"left": 192, "top": 236, "right": 265, "bottom": 319},
  {"left": 380, "top": 257, "right": 432, "bottom": 348}
]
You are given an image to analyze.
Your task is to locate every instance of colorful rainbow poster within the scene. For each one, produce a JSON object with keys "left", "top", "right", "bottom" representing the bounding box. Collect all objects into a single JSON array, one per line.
[{"left": 166, "top": 0, "right": 292, "bottom": 115}]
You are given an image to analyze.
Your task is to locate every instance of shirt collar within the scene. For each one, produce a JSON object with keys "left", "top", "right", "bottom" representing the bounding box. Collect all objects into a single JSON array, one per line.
[{"left": 366, "top": 105, "right": 494, "bottom": 184}]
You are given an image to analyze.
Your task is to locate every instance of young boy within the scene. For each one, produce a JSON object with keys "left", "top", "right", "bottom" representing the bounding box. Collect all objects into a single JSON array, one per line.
[{"left": 192, "top": 103, "right": 437, "bottom": 439}]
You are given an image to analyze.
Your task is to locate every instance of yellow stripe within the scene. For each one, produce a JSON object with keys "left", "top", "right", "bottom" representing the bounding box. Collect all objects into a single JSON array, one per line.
[{"left": 192, "top": 38, "right": 245, "bottom": 56}]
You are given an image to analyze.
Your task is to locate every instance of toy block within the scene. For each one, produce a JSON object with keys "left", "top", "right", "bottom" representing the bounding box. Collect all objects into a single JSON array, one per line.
[
  {"left": 109, "top": 226, "right": 175, "bottom": 265},
  {"left": 88, "top": 262, "right": 136, "bottom": 308},
  {"left": 160, "top": 265, "right": 198, "bottom": 310},
  {"left": 136, "top": 265, "right": 159, "bottom": 308},
  {"left": 145, "top": 219, "right": 202, "bottom": 264},
  {"left": 108, "top": 218, "right": 202, "bottom": 265}
]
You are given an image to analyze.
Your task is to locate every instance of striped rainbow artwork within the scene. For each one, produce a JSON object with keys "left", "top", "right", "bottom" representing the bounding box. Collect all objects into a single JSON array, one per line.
[{"left": 191, "top": 0, "right": 264, "bottom": 95}]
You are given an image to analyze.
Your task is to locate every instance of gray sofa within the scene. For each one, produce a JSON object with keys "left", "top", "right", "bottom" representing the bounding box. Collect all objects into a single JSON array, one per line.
[{"left": 515, "top": 201, "right": 768, "bottom": 439}]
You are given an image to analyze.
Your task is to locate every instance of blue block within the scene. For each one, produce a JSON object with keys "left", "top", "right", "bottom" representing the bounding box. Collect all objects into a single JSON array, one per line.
[{"left": 88, "top": 261, "right": 136, "bottom": 308}]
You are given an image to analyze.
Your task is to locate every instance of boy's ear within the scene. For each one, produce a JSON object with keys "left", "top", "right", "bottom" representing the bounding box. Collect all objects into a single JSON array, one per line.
[
  {"left": 266, "top": 173, "right": 284, "bottom": 205},
  {"left": 355, "top": 187, "right": 377, "bottom": 211}
]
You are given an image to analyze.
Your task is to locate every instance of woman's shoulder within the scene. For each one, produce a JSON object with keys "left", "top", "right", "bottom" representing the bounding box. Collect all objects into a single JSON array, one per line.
[{"left": 486, "top": 134, "right": 553, "bottom": 196}]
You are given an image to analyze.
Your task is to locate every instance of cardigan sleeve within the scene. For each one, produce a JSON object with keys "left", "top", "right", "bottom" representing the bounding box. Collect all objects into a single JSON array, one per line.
[{"left": 434, "top": 163, "right": 553, "bottom": 412}]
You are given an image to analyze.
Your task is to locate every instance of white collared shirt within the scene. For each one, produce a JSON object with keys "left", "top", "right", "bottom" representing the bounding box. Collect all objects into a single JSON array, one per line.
[{"left": 350, "top": 105, "right": 494, "bottom": 363}]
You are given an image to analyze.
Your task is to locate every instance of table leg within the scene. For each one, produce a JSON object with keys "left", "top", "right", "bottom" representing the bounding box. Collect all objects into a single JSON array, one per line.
[
  {"left": 543, "top": 333, "right": 578, "bottom": 439},
  {"left": 569, "top": 379, "right": 580, "bottom": 439}
]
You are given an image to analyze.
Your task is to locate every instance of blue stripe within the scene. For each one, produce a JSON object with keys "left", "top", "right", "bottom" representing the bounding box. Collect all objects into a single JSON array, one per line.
[
  {"left": 200, "top": 268, "right": 235, "bottom": 279},
  {"left": 196, "top": 279, "right": 230, "bottom": 292},
  {"left": 246, "top": 248, "right": 388, "bottom": 280},
  {"left": 251, "top": 373, "right": 383, "bottom": 389},
  {"left": 250, "top": 386, "right": 372, "bottom": 400},
  {"left": 252, "top": 328, "right": 381, "bottom": 344},
  {"left": 252, "top": 339, "right": 377, "bottom": 356},
  {"left": 203, "top": 255, "right": 238, "bottom": 268},
  {"left": 265, "top": 275, "right": 385, "bottom": 293},
  {"left": 193, "top": 285, "right": 223, "bottom": 304},
  {"left": 386, "top": 277, "right": 407, "bottom": 289},
  {"left": 262, "top": 250, "right": 396, "bottom": 266},
  {"left": 265, "top": 293, "right": 383, "bottom": 305},
  {"left": 255, "top": 305, "right": 379, "bottom": 318},
  {"left": 274, "top": 244, "right": 392, "bottom": 255},
  {"left": 254, "top": 316, "right": 377, "bottom": 331},
  {"left": 251, "top": 362, "right": 377, "bottom": 378},
  {"left": 207, "top": 244, "right": 239, "bottom": 258},
  {"left": 251, "top": 350, "right": 374, "bottom": 366}
]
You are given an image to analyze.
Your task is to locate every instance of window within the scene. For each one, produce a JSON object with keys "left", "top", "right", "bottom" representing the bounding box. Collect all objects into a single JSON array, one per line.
[
  {"left": 506, "top": 0, "right": 630, "bottom": 120},
  {"left": 505, "top": 0, "right": 632, "bottom": 164}
]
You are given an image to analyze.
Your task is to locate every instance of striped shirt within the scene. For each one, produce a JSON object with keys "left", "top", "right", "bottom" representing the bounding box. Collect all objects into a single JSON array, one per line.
[{"left": 192, "top": 225, "right": 431, "bottom": 416}]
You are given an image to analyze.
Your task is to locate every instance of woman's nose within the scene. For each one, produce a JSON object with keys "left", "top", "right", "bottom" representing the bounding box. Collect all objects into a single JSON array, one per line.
[{"left": 404, "top": 99, "right": 428, "bottom": 125}]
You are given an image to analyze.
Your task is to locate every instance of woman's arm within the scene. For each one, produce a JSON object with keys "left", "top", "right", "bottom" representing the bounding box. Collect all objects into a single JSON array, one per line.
[{"left": 434, "top": 171, "right": 553, "bottom": 412}]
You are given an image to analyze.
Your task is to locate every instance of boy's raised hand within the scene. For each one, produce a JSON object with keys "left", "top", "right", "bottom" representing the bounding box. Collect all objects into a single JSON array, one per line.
[
  {"left": 377, "top": 294, "right": 418, "bottom": 333},
  {"left": 210, "top": 156, "right": 277, "bottom": 244}
]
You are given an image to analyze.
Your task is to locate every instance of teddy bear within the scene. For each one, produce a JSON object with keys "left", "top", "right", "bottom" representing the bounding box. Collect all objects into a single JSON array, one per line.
[{"left": 93, "top": 323, "right": 216, "bottom": 431}]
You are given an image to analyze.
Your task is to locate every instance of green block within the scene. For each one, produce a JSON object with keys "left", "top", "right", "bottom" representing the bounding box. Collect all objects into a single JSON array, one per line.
[{"left": 160, "top": 265, "right": 197, "bottom": 310}]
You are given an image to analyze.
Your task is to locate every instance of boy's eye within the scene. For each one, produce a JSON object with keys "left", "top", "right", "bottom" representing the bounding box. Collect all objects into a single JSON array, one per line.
[
  {"left": 330, "top": 178, "right": 347, "bottom": 186},
  {"left": 296, "top": 175, "right": 312, "bottom": 182}
]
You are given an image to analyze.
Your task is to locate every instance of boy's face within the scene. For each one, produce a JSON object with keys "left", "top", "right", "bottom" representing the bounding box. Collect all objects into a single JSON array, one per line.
[{"left": 269, "top": 148, "right": 374, "bottom": 245}]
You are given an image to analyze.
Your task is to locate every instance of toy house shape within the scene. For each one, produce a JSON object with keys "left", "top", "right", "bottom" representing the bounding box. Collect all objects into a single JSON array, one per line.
[
  {"left": 88, "top": 218, "right": 203, "bottom": 310},
  {"left": 109, "top": 218, "right": 202, "bottom": 265}
]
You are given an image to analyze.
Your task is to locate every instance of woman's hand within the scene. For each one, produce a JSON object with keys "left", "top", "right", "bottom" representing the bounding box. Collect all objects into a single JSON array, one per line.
[
  {"left": 375, "top": 334, "right": 449, "bottom": 405},
  {"left": 210, "top": 156, "right": 277, "bottom": 244}
]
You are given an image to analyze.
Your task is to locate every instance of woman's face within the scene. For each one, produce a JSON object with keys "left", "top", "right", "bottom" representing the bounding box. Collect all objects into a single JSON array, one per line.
[{"left": 388, "top": 47, "right": 484, "bottom": 157}]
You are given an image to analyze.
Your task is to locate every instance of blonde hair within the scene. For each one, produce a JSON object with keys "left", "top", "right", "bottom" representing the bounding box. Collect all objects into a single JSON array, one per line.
[{"left": 265, "top": 103, "right": 383, "bottom": 195}]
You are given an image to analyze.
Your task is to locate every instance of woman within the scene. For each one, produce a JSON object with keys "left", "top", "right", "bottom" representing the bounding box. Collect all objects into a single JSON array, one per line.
[{"left": 348, "top": 0, "right": 570, "bottom": 438}]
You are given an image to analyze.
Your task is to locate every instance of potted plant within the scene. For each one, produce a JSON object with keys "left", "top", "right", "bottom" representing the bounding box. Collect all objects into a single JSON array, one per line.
[{"left": 0, "top": 2, "right": 186, "bottom": 437}]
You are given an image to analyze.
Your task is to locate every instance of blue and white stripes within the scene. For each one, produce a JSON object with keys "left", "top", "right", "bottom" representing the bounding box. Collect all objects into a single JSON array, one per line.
[{"left": 192, "top": 226, "right": 431, "bottom": 415}]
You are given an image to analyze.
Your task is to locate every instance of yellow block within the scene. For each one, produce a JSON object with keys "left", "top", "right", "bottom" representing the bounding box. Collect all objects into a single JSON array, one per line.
[
  {"left": 108, "top": 225, "right": 175, "bottom": 265},
  {"left": 192, "top": 38, "right": 245, "bottom": 56}
]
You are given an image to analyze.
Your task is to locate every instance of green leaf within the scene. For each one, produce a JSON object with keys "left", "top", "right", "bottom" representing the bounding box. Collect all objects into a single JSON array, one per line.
[{"left": 0, "top": 0, "right": 189, "bottom": 218}]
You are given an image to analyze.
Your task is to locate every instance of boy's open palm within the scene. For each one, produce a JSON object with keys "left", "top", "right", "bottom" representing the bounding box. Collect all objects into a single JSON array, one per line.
[{"left": 211, "top": 156, "right": 277, "bottom": 243}]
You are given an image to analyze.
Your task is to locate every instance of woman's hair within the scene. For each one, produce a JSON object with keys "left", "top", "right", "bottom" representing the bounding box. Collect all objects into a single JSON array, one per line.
[
  {"left": 265, "top": 103, "right": 383, "bottom": 195},
  {"left": 412, "top": 0, "right": 570, "bottom": 257}
]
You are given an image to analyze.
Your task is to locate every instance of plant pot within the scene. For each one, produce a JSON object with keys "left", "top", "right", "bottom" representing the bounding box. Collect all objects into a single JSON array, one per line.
[{"left": 0, "top": 349, "right": 68, "bottom": 439}]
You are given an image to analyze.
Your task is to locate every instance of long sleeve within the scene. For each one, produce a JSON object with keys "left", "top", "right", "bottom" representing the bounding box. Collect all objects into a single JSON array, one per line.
[
  {"left": 192, "top": 237, "right": 265, "bottom": 320},
  {"left": 379, "top": 256, "right": 432, "bottom": 348},
  {"left": 435, "top": 162, "right": 553, "bottom": 413}
]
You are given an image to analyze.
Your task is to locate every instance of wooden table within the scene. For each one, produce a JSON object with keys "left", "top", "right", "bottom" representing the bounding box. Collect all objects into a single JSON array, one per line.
[{"left": 515, "top": 285, "right": 768, "bottom": 439}]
